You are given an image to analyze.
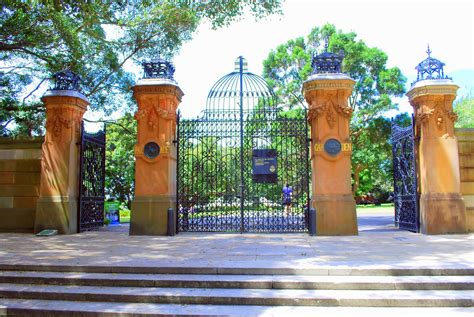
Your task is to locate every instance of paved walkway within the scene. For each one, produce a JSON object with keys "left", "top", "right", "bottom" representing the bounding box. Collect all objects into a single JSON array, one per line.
[{"left": 0, "top": 213, "right": 472, "bottom": 270}]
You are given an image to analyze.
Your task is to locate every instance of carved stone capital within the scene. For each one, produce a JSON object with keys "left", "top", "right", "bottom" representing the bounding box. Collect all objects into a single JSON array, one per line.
[
  {"left": 302, "top": 77, "right": 355, "bottom": 95},
  {"left": 308, "top": 104, "right": 326, "bottom": 121},
  {"left": 414, "top": 104, "right": 434, "bottom": 124},
  {"left": 132, "top": 82, "right": 184, "bottom": 102},
  {"left": 407, "top": 80, "right": 459, "bottom": 101},
  {"left": 307, "top": 99, "right": 353, "bottom": 125},
  {"left": 134, "top": 103, "right": 176, "bottom": 132},
  {"left": 45, "top": 105, "right": 84, "bottom": 139}
]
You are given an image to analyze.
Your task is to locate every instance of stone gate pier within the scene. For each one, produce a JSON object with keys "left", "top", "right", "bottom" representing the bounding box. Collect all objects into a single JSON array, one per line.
[{"left": 130, "top": 59, "right": 183, "bottom": 236}]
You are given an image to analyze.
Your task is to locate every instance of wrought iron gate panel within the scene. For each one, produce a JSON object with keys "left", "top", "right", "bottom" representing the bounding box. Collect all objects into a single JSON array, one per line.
[
  {"left": 391, "top": 120, "right": 419, "bottom": 232},
  {"left": 177, "top": 112, "right": 309, "bottom": 233},
  {"left": 78, "top": 123, "right": 106, "bottom": 232},
  {"left": 177, "top": 57, "right": 309, "bottom": 233},
  {"left": 242, "top": 112, "right": 310, "bottom": 232}
]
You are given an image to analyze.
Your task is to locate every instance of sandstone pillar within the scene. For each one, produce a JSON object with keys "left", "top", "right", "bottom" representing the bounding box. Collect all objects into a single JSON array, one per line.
[
  {"left": 35, "top": 74, "right": 88, "bottom": 234},
  {"left": 303, "top": 73, "right": 358, "bottom": 235},
  {"left": 130, "top": 61, "right": 183, "bottom": 235},
  {"left": 407, "top": 79, "right": 466, "bottom": 234}
]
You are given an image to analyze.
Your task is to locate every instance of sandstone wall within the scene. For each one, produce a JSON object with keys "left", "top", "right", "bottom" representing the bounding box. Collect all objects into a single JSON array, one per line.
[
  {"left": 456, "top": 128, "right": 474, "bottom": 232},
  {"left": 0, "top": 137, "right": 43, "bottom": 232}
]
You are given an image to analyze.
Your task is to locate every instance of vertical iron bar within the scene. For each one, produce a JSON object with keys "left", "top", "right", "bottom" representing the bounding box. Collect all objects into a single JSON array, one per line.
[
  {"left": 305, "top": 109, "right": 311, "bottom": 231},
  {"left": 176, "top": 110, "right": 180, "bottom": 233},
  {"left": 411, "top": 114, "right": 420, "bottom": 232},
  {"left": 391, "top": 119, "right": 399, "bottom": 228},
  {"left": 101, "top": 123, "right": 106, "bottom": 227},
  {"left": 77, "top": 121, "right": 85, "bottom": 233},
  {"left": 239, "top": 56, "right": 245, "bottom": 233}
]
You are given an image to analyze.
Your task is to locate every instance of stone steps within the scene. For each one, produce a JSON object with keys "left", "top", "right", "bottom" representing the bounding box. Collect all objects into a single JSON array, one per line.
[
  {"left": 0, "top": 283, "right": 473, "bottom": 307},
  {"left": 0, "top": 266, "right": 472, "bottom": 315},
  {"left": 1, "top": 299, "right": 473, "bottom": 317},
  {"left": 1, "top": 264, "right": 473, "bottom": 276},
  {"left": 2, "top": 298, "right": 474, "bottom": 317},
  {"left": 0, "top": 271, "right": 473, "bottom": 290}
]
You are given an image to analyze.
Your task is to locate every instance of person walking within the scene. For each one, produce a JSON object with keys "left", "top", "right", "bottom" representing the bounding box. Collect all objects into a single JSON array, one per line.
[{"left": 282, "top": 183, "right": 292, "bottom": 216}]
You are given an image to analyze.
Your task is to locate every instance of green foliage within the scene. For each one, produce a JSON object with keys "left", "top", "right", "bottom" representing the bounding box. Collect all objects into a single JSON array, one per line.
[
  {"left": 1, "top": 0, "right": 282, "bottom": 135},
  {"left": 263, "top": 24, "right": 406, "bottom": 113},
  {"left": 454, "top": 93, "right": 474, "bottom": 128},
  {"left": 119, "top": 207, "right": 131, "bottom": 219},
  {"left": 263, "top": 23, "right": 407, "bottom": 197},
  {"left": 353, "top": 113, "right": 410, "bottom": 198},
  {"left": 105, "top": 113, "right": 136, "bottom": 208}
]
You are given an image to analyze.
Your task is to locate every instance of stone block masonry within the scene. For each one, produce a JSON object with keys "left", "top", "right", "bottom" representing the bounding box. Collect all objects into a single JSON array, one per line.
[
  {"left": 0, "top": 137, "right": 43, "bottom": 232},
  {"left": 456, "top": 128, "right": 474, "bottom": 232}
]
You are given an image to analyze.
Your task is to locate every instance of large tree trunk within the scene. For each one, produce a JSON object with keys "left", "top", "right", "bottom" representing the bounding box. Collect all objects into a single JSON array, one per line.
[{"left": 352, "top": 164, "right": 365, "bottom": 196}]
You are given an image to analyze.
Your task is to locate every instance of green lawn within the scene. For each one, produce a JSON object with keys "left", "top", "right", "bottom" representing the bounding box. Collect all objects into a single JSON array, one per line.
[
  {"left": 116, "top": 203, "right": 395, "bottom": 223},
  {"left": 356, "top": 203, "right": 394, "bottom": 214},
  {"left": 120, "top": 217, "right": 130, "bottom": 223},
  {"left": 119, "top": 209, "right": 131, "bottom": 223}
]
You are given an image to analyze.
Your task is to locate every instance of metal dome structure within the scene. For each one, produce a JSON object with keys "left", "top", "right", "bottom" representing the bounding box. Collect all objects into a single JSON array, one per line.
[
  {"left": 177, "top": 56, "right": 310, "bottom": 233},
  {"left": 204, "top": 56, "right": 276, "bottom": 117},
  {"left": 412, "top": 45, "right": 451, "bottom": 86}
]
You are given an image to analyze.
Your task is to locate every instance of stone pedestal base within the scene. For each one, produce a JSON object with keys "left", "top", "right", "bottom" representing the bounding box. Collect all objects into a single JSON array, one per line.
[
  {"left": 130, "top": 196, "right": 175, "bottom": 236},
  {"left": 312, "top": 194, "right": 358, "bottom": 236},
  {"left": 34, "top": 196, "right": 77, "bottom": 234},
  {"left": 420, "top": 193, "right": 467, "bottom": 234}
]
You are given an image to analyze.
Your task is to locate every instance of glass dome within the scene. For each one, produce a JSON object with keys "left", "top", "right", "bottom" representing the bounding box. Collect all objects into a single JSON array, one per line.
[{"left": 204, "top": 56, "right": 275, "bottom": 117}]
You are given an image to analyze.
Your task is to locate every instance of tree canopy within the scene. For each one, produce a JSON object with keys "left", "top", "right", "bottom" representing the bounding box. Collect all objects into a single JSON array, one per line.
[
  {"left": 262, "top": 23, "right": 407, "bottom": 197},
  {"left": 1, "top": 0, "right": 282, "bottom": 135},
  {"left": 454, "top": 93, "right": 474, "bottom": 129},
  {"left": 105, "top": 113, "right": 136, "bottom": 207}
]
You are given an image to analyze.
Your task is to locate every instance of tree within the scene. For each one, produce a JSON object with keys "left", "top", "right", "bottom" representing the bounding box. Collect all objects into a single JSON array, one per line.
[
  {"left": 262, "top": 23, "right": 406, "bottom": 196},
  {"left": 353, "top": 113, "right": 411, "bottom": 199},
  {"left": 105, "top": 113, "right": 136, "bottom": 208},
  {"left": 454, "top": 94, "right": 474, "bottom": 128},
  {"left": 1, "top": 0, "right": 282, "bottom": 135}
]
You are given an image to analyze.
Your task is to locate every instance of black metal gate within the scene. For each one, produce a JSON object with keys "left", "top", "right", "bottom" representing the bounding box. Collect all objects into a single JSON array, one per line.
[
  {"left": 391, "top": 118, "right": 419, "bottom": 232},
  {"left": 78, "top": 123, "right": 106, "bottom": 232},
  {"left": 177, "top": 57, "right": 310, "bottom": 233}
]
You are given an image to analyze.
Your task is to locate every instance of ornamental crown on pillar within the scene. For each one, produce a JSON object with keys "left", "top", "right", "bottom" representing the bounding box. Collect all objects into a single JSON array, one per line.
[
  {"left": 310, "top": 38, "right": 345, "bottom": 74},
  {"left": 51, "top": 69, "right": 82, "bottom": 92},
  {"left": 142, "top": 57, "right": 176, "bottom": 82},
  {"left": 412, "top": 45, "right": 451, "bottom": 86}
]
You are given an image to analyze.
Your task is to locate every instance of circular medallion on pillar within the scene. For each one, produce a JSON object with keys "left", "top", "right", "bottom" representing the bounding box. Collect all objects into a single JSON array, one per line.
[
  {"left": 138, "top": 139, "right": 163, "bottom": 163},
  {"left": 144, "top": 141, "right": 160, "bottom": 159},
  {"left": 324, "top": 138, "right": 342, "bottom": 157}
]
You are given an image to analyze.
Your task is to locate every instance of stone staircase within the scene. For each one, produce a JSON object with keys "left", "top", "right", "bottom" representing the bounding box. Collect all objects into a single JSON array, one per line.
[{"left": 0, "top": 265, "right": 473, "bottom": 316}]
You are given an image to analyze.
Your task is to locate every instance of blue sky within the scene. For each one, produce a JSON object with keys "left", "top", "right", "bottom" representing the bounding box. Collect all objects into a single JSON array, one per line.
[{"left": 163, "top": 0, "right": 473, "bottom": 119}]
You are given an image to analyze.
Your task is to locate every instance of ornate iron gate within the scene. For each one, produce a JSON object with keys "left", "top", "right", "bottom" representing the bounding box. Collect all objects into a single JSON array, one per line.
[
  {"left": 177, "top": 57, "right": 310, "bottom": 233},
  {"left": 78, "top": 123, "right": 106, "bottom": 232},
  {"left": 391, "top": 119, "right": 419, "bottom": 232}
]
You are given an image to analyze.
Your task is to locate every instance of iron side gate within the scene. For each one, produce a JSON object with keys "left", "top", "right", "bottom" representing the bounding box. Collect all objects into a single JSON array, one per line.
[
  {"left": 78, "top": 123, "right": 106, "bottom": 232},
  {"left": 391, "top": 119, "right": 419, "bottom": 232},
  {"left": 177, "top": 57, "right": 310, "bottom": 233}
]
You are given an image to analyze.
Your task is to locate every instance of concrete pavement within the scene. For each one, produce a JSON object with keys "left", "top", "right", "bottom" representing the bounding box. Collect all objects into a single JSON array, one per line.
[{"left": 0, "top": 213, "right": 472, "bottom": 270}]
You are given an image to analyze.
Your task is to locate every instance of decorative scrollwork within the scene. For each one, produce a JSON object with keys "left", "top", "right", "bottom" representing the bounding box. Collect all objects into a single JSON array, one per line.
[
  {"left": 78, "top": 125, "right": 106, "bottom": 232},
  {"left": 177, "top": 112, "right": 310, "bottom": 233},
  {"left": 391, "top": 121, "right": 419, "bottom": 232},
  {"left": 177, "top": 58, "right": 309, "bottom": 233}
]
